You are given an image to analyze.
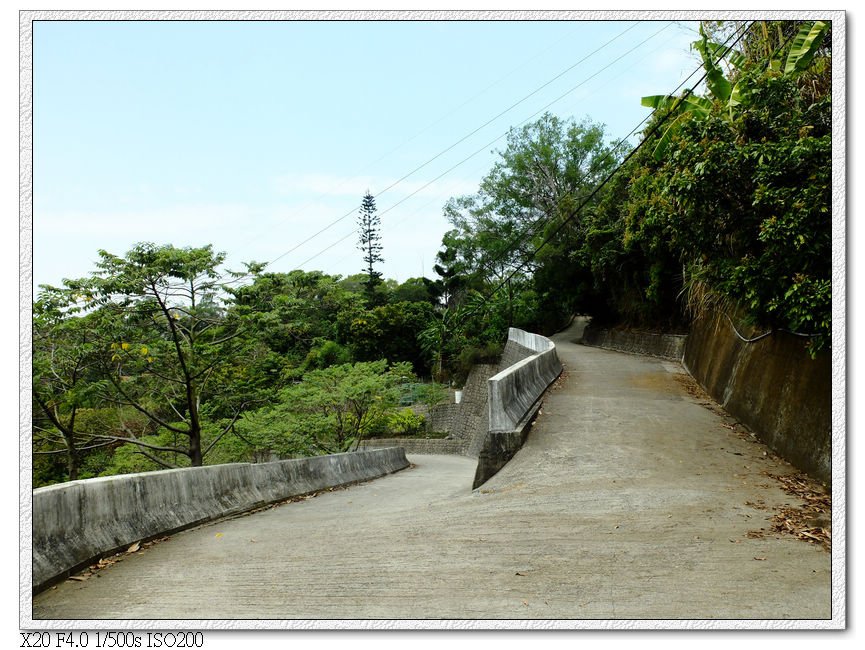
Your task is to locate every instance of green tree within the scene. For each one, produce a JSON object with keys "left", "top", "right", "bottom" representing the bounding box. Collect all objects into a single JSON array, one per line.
[
  {"left": 357, "top": 192, "right": 384, "bottom": 305},
  {"left": 610, "top": 19, "right": 832, "bottom": 349},
  {"left": 392, "top": 277, "right": 438, "bottom": 304},
  {"left": 227, "top": 268, "right": 362, "bottom": 383},
  {"left": 32, "top": 300, "right": 115, "bottom": 482},
  {"left": 340, "top": 300, "right": 436, "bottom": 374},
  {"left": 642, "top": 20, "right": 829, "bottom": 160},
  {"left": 40, "top": 243, "right": 247, "bottom": 468},
  {"left": 436, "top": 113, "right": 619, "bottom": 335},
  {"left": 235, "top": 361, "right": 415, "bottom": 456}
]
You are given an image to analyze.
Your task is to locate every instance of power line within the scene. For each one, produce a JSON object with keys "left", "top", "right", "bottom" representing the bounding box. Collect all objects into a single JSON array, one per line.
[
  {"left": 355, "top": 22, "right": 593, "bottom": 176},
  {"left": 289, "top": 21, "right": 676, "bottom": 273},
  {"left": 232, "top": 23, "right": 594, "bottom": 257},
  {"left": 456, "top": 20, "right": 755, "bottom": 325},
  {"left": 356, "top": 28, "right": 693, "bottom": 279},
  {"left": 262, "top": 21, "right": 647, "bottom": 271},
  {"left": 370, "top": 22, "right": 643, "bottom": 201},
  {"left": 442, "top": 25, "right": 719, "bottom": 288}
]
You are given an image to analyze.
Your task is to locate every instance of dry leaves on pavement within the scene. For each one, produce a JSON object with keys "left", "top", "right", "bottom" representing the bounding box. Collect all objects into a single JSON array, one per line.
[{"left": 747, "top": 471, "right": 831, "bottom": 551}]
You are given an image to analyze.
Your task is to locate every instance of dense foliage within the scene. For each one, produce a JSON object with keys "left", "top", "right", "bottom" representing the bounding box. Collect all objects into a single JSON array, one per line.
[
  {"left": 33, "top": 21, "right": 831, "bottom": 486},
  {"left": 586, "top": 20, "right": 831, "bottom": 352},
  {"left": 33, "top": 249, "right": 450, "bottom": 485}
]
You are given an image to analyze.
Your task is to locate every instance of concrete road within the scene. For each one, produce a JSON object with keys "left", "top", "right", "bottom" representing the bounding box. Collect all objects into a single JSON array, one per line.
[{"left": 33, "top": 322, "right": 831, "bottom": 621}]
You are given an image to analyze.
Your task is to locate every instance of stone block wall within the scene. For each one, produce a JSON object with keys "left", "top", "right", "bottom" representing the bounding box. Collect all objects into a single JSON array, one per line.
[
  {"left": 452, "top": 363, "right": 499, "bottom": 457},
  {"left": 358, "top": 438, "right": 466, "bottom": 455},
  {"left": 426, "top": 402, "right": 459, "bottom": 434},
  {"left": 581, "top": 326, "right": 687, "bottom": 360}
]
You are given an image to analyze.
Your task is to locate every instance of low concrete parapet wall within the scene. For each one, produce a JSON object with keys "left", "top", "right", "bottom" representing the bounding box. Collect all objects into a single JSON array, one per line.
[
  {"left": 488, "top": 329, "right": 562, "bottom": 434},
  {"left": 581, "top": 326, "right": 687, "bottom": 360},
  {"left": 472, "top": 401, "right": 543, "bottom": 490},
  {"left": 32, "top": 448, "right": 409, "bottom": 593},
  {"left": 474, "top": 328, "right": 562, "bottom": 488}
]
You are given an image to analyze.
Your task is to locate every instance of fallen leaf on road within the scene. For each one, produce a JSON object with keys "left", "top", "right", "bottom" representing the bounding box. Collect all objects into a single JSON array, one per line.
[
  {"left": 215, "top": 533, "right": 224, "bottom": 539},
  {"left": 126, "top": 542, "right": 140, "bottom": 553},
  {"left": 754, "top": 556, "right": 767, "bottom": 561},
  {"left": 515, "top": 572, "right": 527, "bottom": 576}
]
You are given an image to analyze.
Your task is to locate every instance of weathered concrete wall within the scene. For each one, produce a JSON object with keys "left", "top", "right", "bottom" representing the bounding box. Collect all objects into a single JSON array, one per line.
[
  {"left": 32, "top": 448, "right": 409, "bottom": 592},
  {"left": 488, "top": 329, "right": 563, "bottom": 434},
  {"left": 581, "top": 325, "right": 687, "bottom": 360},
  {"left": 472, "top": 401, "right": 543, "bottom": 490},
  {"left": 473, "top": 328, "right": 562, "bottom": 488},
  {"left": 683, "top": 311, "right": 831, "bottom": 484},
  {"left": 497, "top": 338, "right": 536, "bottom": 371}
]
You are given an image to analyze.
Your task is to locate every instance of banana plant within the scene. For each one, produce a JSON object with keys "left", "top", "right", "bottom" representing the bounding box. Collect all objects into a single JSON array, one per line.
[
  {"left": 642, "top": 20, "right": 829, "bottom": 161},
  {"left": 640, "top": 93, "right": 714, "bottom": 161},
  {"left": 781, "top": 20, "right": 830, "bottom": 74}
]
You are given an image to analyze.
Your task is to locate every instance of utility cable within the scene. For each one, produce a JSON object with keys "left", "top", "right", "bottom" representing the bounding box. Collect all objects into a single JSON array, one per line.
[
  {"left": 337, "top": 22, "right": 676, "bottom": 278},
  {"left": 233, "top": 23, "right": 612, "bottom": 258},
  {"left": 366, "top": 28, "right": 698, "bottom": 280},
  {"left": 263, "top": 21, "right": 647, "bottom": 271},
  {"left": 291, "top": 21, "right": 675, "bottom": 272},
  {"left": 447, "top": 23, "right": 722, "bottom": 287},
  {"left": 454, "top": 21, "right": 755, "bottom": 326}
]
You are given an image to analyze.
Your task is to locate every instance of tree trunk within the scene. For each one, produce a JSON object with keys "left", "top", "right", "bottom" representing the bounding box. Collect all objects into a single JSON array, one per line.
[
  {"left": 66, "top": 445, "right": 79, "bottom": 481},
  {"left": 188, "top": 424, "right": 203, "bottom": 466}
]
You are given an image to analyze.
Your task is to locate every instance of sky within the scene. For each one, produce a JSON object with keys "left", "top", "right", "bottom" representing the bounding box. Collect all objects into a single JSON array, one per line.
[{"left": 30, "top": 16, "right": 703, "bottom": 291}]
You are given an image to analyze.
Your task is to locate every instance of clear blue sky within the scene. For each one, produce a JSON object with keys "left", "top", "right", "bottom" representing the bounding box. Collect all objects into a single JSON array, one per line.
[{"left": 32, "top": 17, "right": 702, "bottom": 290}]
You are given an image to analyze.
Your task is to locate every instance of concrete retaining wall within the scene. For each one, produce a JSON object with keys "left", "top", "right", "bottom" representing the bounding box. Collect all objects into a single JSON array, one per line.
[
  {"left": 474, "top": 329, "right": 562, "bottom": 488},
  {"left": 683, "top": 311, "right": 831, "bottom": 484},
  {"left": 32, "top": 448, "right": 409, "bottom": 593},
  {"left": 581, "top": 326, "right": 687, "bottom": 360}
]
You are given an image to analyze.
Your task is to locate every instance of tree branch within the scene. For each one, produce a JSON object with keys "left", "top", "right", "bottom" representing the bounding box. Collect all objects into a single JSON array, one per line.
[{"left": 100, "top": 370, "right": 188, "bottom": 434}]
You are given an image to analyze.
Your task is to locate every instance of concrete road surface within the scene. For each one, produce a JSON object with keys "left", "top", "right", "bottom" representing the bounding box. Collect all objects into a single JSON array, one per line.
[{"left": 32, "top": 321, "right": 832, "bottom": 621}]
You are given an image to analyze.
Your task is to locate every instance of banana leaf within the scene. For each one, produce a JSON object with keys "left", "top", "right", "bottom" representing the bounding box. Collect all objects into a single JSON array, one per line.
[{"left": 784, "top": 21, "right": 829, "bottom": 75}]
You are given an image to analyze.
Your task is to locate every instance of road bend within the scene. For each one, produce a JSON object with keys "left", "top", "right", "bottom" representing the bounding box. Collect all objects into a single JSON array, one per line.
[{"left": 33, "top": 321, "right": 831, "bottom": 620}]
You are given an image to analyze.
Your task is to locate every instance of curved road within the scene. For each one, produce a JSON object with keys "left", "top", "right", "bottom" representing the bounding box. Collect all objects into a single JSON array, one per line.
[{"left": 33, "top": 321, "right": 831, "bottom": 620}]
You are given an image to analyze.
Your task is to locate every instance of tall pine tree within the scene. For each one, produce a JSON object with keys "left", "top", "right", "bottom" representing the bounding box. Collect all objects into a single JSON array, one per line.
[{"left": 357, "top": 192, "right": 384, "bottom": 304}]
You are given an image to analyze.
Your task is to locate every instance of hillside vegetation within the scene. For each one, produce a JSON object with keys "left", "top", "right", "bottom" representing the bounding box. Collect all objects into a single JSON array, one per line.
[{"left": 32, "top": 20, "right": 831, "bottom": 486}]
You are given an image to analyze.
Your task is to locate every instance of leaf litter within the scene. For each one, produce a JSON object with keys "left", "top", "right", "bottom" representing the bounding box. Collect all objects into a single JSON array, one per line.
[
  {"left": 746, "top": 470, "right": 831, "bottom": 551},
  {"left": 66, "top": 536, "right": 169, "bottom": 583},
  {"left": 673, "top": 372, "right": 831, "bottom": 552}
]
